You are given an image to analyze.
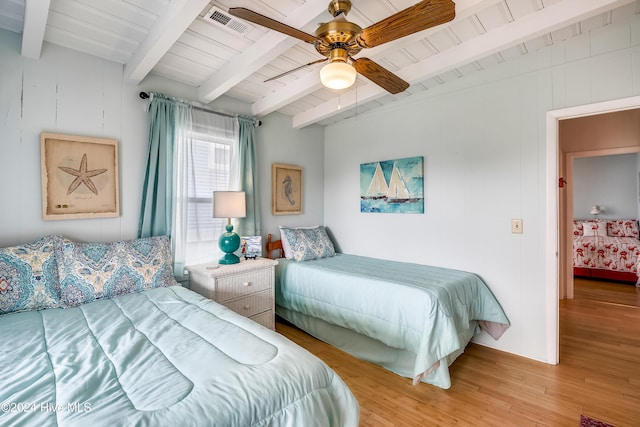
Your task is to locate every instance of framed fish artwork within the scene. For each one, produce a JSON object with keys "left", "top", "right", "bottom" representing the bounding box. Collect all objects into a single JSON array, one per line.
[
  {"left": 360, "top": 156, "right": 424, "bottom": 214},
  {"left": 272, "top": 163, "right": 302, "bottom": 215}
]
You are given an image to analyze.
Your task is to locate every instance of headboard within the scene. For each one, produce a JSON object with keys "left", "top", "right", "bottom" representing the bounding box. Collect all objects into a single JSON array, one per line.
[{"left": 266, "top": 234, "right": 283, "bottom": 260}]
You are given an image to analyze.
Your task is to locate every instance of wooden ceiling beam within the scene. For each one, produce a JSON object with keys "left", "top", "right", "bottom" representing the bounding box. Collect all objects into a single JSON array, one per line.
[{"left": 125, "top": 0, "right": 210, "bottom": 83}]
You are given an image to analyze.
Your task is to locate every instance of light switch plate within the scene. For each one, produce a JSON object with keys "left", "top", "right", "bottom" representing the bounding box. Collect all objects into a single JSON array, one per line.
[{"left": 512, "top": 219, "right": 523, "bottom": 234}]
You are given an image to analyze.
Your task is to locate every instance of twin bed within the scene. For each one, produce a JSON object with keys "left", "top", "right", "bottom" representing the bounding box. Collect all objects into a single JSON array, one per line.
[
  {"left": 267, "top": 226, "right": 510, "bottom": 389},
  {"left": 572, "top": 219, "right": 640, "bottom": 284}
]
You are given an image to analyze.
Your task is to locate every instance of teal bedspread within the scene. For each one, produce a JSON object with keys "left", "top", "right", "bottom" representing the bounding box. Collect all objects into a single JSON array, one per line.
[
  {"left": 0, "top": 286, "right": 358, "bottom": 426},
  {"left": 275, "top": 254, "right": 510, "bottom": 389}
]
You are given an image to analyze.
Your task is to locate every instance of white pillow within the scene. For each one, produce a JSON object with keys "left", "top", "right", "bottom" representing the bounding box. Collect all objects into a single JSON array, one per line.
[{"left": 582, "top": 221, "right": 606, "bottom": 237}]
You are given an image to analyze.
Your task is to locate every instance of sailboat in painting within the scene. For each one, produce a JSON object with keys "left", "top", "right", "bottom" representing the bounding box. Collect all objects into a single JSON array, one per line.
[
  {"left": 386, "top": 162, "right": 419, "bottom": 203},
  {"left": 364, "top": 162, "right": 388, "bottom": 199}
]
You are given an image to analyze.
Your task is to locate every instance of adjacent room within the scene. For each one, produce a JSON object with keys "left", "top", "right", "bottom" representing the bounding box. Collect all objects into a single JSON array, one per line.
[{"left": 1, "top": 0, "right": 640, "bottom": 426}]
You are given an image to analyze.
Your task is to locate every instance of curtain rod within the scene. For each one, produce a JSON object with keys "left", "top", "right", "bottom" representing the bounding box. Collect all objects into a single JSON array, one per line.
[{"left": 138, "top": 91, "right": 262, "bottom": 127}]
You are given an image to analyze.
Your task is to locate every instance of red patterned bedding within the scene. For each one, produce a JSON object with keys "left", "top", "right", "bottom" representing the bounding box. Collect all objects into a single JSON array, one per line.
[{"left": 572, "top": 220, "right": 640, "bottom": 285}]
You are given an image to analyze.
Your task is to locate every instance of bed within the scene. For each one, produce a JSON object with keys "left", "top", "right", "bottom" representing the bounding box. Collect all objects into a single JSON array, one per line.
[
  {"left": 266, "top": 228, "right": 510, "bottom": 390},
  {"left": 572, "top": 219, "right": 640, "bottom": 285},
  {"left": 0, "top": 235, "right": 359, "bottom": 426}
]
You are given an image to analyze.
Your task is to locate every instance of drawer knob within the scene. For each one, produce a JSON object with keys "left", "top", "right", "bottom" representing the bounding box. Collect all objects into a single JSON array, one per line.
[
  {"left": 243, "top": 282, "right": 252, "bottom": 287},
  {"left": 243, "top": 305, "right": 250, "bottom": 310}
]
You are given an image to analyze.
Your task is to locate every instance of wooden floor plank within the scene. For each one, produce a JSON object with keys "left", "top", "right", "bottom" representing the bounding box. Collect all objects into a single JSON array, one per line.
[{"left": 276, "top": 278, "right": 640, "bottom": 426}]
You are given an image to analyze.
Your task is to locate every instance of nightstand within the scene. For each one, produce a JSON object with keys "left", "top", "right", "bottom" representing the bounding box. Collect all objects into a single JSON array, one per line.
[{"left": 186, "top": 258, "right": 278, "bottom": 330}]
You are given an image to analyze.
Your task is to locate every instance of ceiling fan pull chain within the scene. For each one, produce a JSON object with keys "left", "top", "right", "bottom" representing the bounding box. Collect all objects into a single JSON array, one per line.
[{"left": 355, "top": 83, "right": 358, "bottom": 120}]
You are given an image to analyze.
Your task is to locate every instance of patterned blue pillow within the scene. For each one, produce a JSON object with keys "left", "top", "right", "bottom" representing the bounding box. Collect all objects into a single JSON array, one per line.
[
  {"left": 279, "top": 226, "right": 335, "bottom": 262},
  {"left": 56, "top": 235, "right": 177, "bottom": 307},
  {"left": 0, "top": 235, "right": 62, "bottom": 315}
]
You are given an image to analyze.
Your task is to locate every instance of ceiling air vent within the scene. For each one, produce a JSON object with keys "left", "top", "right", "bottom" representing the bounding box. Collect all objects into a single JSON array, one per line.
[{"left": 205, "top": 6, "right": 252, "bottom": 35}]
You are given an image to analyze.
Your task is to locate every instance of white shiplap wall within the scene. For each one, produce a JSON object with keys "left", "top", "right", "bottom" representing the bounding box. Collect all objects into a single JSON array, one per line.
[
  {"left": 324, "top": 15, "right": 640, "bottom": 363},
  {"left": 0, "top": 30, "right": 143, "bottom": 244}
]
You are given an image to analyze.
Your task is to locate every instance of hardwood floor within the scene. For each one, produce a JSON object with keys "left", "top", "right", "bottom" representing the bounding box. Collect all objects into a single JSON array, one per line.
[
  {"left": 276, "top": 278, "right": 640, "bottom": 426},
  {"left": 573, "top": 277, "right": 640, "bottom": 307}
]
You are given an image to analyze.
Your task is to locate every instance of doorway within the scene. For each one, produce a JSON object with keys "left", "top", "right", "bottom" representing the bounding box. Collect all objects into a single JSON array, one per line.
[
  {"left": 563, "top": 147, "right": 640, "bottom": 300},
  {"left": 547, "top": 95, "right": 640, "bottom": 364}
]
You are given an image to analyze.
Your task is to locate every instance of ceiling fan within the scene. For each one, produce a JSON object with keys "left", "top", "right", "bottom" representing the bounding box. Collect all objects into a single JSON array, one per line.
[{"left": 228, "top": 0, "right": 455, "bottom": 94}]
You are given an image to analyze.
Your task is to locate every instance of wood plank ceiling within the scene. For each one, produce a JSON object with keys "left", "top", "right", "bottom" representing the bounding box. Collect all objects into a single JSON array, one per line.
[{"left": 1, "top": 0, "right": 638, "bottom": 127}]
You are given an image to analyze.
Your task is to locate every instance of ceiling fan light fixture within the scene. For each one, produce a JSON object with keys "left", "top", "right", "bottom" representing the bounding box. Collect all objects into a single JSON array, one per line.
[{"left": 320, "top": 61, "right": 356, "bottom": 90}]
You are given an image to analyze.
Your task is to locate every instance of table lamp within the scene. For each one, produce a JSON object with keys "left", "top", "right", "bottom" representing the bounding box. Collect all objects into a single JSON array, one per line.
[{"left": 213, "top": 191, "right": 246, "bottom": 264}]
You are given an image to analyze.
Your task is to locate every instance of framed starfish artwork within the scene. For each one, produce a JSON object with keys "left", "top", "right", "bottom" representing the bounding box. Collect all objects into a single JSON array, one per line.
[
  {"left": 272, "top": 163, "right": 302, "bottom": 215},
  {"left": 40, "top": 132, "right": 119, "bottom": 220}
]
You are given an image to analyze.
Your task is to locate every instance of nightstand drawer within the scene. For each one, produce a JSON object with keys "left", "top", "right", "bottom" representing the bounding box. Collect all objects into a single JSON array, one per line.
[
  {"left": 224, "top": 289, "right": 272, "bottom": 318},
  {"left": 250, "top": 310, "right": 274, "bottom": 330},
  {"left": 216, "top": 269, "right": 273, "bottom": 302}
]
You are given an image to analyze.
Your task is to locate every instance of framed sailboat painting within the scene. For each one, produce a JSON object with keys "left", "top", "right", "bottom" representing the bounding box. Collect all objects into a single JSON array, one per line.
[{"left": 360, "top": 156, "right": 424, "bottom": 214}]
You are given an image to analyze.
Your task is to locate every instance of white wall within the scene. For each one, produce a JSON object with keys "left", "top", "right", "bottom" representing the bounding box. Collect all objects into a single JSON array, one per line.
[
  {"left": 257, "top": 112, "right": 325, "bottom": 245},
  {"left": 573, "top": 154, "right": 639, "bottom": 219},
  {"left": 0, "top": 30, "right": 143, "bottom": 245},
  {"left": 324, "top": 15, "right": 640, "bottom": 363},
  {"left": 0, "top": 29, "right": 325, "bottom": 251}
]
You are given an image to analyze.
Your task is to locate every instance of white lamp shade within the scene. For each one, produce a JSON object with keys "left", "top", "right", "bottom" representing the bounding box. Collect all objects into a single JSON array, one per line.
[
  {"left": 320, "top": 61, "right": 357, "bottom": 90},
  {"left": 213, "top": 191, "right": 246, "bottom": 219},
  {"left": 590, "top": 205, "right": 601, "bottom": 215}
]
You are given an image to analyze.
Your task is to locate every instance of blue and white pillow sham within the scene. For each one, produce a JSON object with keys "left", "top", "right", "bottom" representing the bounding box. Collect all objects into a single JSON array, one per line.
[
  {"left": 279, "top": 226, "right": 335, "bottom": 262},
  {"left": 56, "top": 235, "right": 177, "bottom": 307},
  {"left": 0, "top": 235, "right": 62, "bottom": 315}
]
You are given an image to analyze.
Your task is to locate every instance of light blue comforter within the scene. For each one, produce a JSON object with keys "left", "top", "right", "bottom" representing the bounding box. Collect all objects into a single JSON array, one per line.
[
  {"left": 0, "top": 286, "right": 359, "bottom": 426},
  {"left": 275, "top": 254, "right": 510, "bottom": 389}
]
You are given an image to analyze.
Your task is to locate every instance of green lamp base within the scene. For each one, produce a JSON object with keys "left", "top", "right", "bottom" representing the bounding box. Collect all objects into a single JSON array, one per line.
[
  {"left": 219, "top": 252, "right": 240, "bottom": 264},
  {"left": 218, "top": 224, "right": 241, "bottom": 265}
]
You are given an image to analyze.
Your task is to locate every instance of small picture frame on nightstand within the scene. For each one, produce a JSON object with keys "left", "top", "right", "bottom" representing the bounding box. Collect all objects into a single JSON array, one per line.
[{"left": 241, "top": 236, "right": 262, "bottom": 259}]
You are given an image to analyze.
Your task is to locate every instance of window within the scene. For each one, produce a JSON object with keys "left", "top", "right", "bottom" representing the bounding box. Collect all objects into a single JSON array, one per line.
[{"left": 185, "top": 131, "right": 232, "bottom": 265}]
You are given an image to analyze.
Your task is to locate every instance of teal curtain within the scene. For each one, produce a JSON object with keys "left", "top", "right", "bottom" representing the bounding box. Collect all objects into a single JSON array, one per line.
[
  {"left": 236, "top": 116, "right": 260, "bottom": 236},
  {"left": 138, "top": 95, "right": 176, "bottom": 237},
  {"left": 138, "top": 94, "right": 191, "bottom": 279}
]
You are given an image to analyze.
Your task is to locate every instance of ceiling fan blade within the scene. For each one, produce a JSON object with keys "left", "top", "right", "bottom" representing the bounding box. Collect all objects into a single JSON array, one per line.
[
  {"left": 356, "top": 0, "right": 455, "bottom": 48},
  {"left": 352, "top": 58, "right": 409, "bottom": 94},
  {"left": 265, "top": 58, "right": 328, "bottom": 82},
  {"left": 228, "top": 8, "right": 318, "bottom": 44}
]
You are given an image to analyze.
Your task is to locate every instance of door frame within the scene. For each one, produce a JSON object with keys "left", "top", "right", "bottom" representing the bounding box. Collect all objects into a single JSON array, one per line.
[{"left": 546, "top": 95, "right": 640, "bottom": 364}]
